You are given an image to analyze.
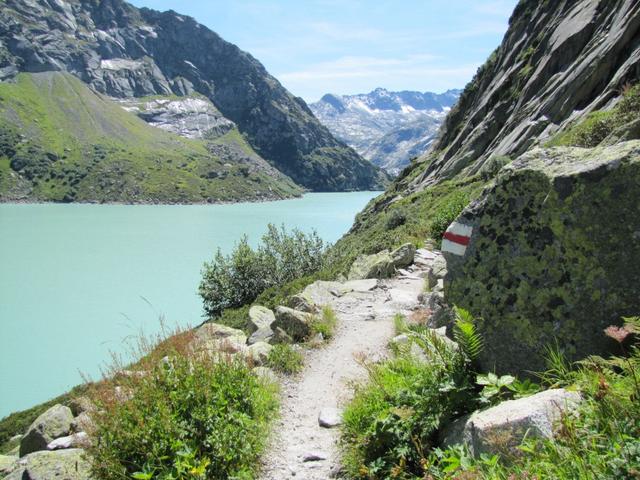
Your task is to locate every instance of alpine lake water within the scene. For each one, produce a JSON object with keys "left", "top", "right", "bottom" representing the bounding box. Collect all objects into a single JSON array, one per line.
[{"left": 0, "top": 191, "right": 380, "bottom": 418}]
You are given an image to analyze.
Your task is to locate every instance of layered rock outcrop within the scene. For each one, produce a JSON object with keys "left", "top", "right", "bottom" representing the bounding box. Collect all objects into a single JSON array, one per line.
[{"left": 409, "top": 0, "right": 640, "bottom": 190}]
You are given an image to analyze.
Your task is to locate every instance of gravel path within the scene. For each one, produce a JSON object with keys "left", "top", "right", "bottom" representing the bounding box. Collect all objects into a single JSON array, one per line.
[{"left": 259, "top": 251, "right": 436, "bottom": 479}]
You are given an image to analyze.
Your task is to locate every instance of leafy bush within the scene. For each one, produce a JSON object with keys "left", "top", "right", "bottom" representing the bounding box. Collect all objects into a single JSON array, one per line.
[
  {"left": 199, "top": 224, "right": 327, "bottom": 318},
  {"left": 341, "top": 309, "right": 482, "bottom": 479},
  {"left": 428, "top": 191, "right": 470, "bottom": 241},
  {"left": 266, "top": 344, "right": 304, "bottom": 375},
  {"left": 88, "top": 355, "right": 278, "bottom": 480},
  {"left": 385, "top": 209, "right": 407, "bottom": 230},
  {"left": 480, "top": 155, "right": 512, "bottom": 181}
]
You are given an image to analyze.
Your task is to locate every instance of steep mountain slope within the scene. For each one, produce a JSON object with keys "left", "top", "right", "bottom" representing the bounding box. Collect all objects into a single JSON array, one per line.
[
  {"left": 336, "top": 0, "right": 639, "bottom": 262},
  {"left": 0, "top": 0, "right": 387, "bottom": 193},
  {"left": 407, "top": 0, "right": 640, "bottom": 190},
  {"left": 310, "top": 88, "right": 460, "bottom": 174},
  {"left": 0, "top": 72, "right": 301, "bottom": 202}
]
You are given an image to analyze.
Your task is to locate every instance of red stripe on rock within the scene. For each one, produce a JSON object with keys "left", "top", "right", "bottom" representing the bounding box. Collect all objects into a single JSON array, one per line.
[{"left": 443, "top": 231, "right": 470, "bottom": 246}]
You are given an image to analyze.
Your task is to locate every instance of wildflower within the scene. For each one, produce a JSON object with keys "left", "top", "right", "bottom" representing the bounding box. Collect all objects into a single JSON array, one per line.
[{"left": 604, "top": 325, "right": 631, "bottom": 344}]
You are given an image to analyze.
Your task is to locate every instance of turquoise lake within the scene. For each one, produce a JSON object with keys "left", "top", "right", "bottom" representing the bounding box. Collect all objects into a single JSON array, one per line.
[{"left": 0, "top": 192, "right": 379, "bottom": 418}]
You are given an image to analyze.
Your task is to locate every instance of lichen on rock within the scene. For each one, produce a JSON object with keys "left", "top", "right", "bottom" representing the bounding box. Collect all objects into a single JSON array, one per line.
[{"left": 444, "top": 141, "right": 640, "bottom": 374}]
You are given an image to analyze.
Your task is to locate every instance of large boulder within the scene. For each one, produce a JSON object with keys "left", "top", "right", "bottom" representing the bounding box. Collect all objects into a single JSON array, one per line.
[
  {"left": 191, "top": 322, "right": 247, "bottom": 355},
  {"left": 5, "top": 449, "right": 92, "bottom": 480},
  {"left": 20, "top": 405, "right": 74, "bottom": 456},
  {"left": 248, "top": 306, "right": 275, "bottom": 332},
  {"left": 441, "top": 389, "right": 581, "bottom": 457},
  {"left": 390, "top": 243, "right": 416, "bottom": 269},
  {"left": 348, "top": 243, "right": 416, "bottom": 280},
  {"left": 246, "top": 341, "right": 273, "bottom": 366},
  {"left": 443, "top": 141, "right": 640, "bottom": 374},
  {"left": 0, "top": 455, "right": 17, "bottom": 475},
  {"left": 272, "top": 306, "right": 314, "bottom": 341}
]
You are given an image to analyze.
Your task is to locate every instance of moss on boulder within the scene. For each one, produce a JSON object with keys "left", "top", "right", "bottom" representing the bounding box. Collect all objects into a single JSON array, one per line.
[{"left": 444, "top": 141, "right": 640, "bottom": 374}]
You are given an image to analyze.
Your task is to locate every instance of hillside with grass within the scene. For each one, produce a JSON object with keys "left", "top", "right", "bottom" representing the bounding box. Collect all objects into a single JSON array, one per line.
[
  {"left": 0, "top": 0, "right": 388, "bottom": 193},
  {"left": 0, "top": 72, "right": 302, "bottom": 203}
]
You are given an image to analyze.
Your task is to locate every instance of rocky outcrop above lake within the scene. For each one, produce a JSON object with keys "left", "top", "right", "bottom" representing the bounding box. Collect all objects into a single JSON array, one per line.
[
  {"left": 0, "top": 0, "right": 387, "bottom": 192},
  {"left": 443, "top": 140, "right": 640, "bottom": 374},
  {"left": 408, "top": 0, "right": 640, "bottom": 190}
]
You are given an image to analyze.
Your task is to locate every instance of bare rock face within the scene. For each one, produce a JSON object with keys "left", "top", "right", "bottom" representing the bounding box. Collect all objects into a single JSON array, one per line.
[
  {"left": 443, "top": 141, "right": 640, "bottom": 374},
  {"left": 441, "top": 389, "right": 581, "bottom": 457},
  {"left": 408, "top": 0, "right": 640, "bottom": 190},
  {"left": 20, "top": 405, "right": 74, "bottom": 457}
]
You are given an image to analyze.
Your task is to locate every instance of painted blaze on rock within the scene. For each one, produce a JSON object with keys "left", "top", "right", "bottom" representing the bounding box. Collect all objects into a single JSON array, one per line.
[{"left": 443, "top": 141, "right": 640, "bottom": 374}]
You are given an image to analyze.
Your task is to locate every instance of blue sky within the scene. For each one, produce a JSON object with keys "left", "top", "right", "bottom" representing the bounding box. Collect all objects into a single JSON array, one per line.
[{"left": 128, "top": 0, "right": 518, "bottom": 102}]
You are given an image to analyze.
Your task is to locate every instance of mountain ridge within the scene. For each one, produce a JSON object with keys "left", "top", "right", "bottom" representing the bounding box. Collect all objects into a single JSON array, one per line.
[
  {"left": 310, "top": 88, "right": 461, "bottom": 174},
  {"left": 0, "top": 0, "right": 388, "bottom": 196}
]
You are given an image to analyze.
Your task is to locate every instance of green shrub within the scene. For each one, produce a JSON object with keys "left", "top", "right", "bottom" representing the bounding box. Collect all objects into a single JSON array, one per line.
[
  {"left": 199, "top": 224, "right": 327, "bottom": 318},
  {"left": 341, "top": 311, "right": 482, "bottom": 479},
  {"left": 311, "top": 306, "right": 338, "bottom": 340},
  {"left": 422, "top": 317, "right": 640, "bottom": 479},
  {"left": 88, "top": 355, "right": 278, "bottom": 480},
  {"left": 428, "top": 191, "right": 470, "bottom": 241},
  {"left": 480, "top": 155, "right": 512, "bottom": 181},
  {"left": 548, "top": 83, "right": 640, "bottom": 148},
  {"left": 266, "top": 344, "right": 304, "bottom": 375},
  {"left": 385, "top": 209, "right": 407, "bottom": 230}
]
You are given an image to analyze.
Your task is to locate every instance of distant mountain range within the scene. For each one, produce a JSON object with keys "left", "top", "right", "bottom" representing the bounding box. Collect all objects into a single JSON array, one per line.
[
  {"left": 310, "top": 88, "right": 461, "bottom": 175},
  {"left": 0, "top": 0, "right": 387, "bottom": 203}
]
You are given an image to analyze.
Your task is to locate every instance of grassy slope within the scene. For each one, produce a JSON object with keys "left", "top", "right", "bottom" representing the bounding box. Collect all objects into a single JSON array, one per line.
[{"left": 0, "top": 72, "right": 302, "bottom": 203}]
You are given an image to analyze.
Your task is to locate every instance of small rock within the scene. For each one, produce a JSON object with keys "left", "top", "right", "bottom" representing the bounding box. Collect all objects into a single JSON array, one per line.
[
  {"left": 68, "top": 397, "right": 94, "bottom": 416},
  {"left": 248, "top": 326, "right": 274, "bottom": 345},
  {"left": 46, "top": 432, "right": 90, "bottom": 450},
  {"left": 7, "top": 449, "right": 91, "bottom": 480},
  {"left": 272, "top": 306, "right": 314, "bottom": 341},
  {"left": 390, "top": 243, "right": 416, "bottom": 269},
  {"left": 20, "top": 404, "right": 74, "bottom": 456},
  {"left": 72, "top": 412, "right": 94, "bottom": 433},
  {"left": 247, "top": 341, "right": 273, "bottom": 366},
  {"left": 318, "top": 407, "right": 342, "bottom": 428},
  {"left": 302, "top": 451, "right": 328, "bottom": 462},
  {"left": 288, "top": 293, "right": 318, "bottom": 313},
  {"left": 440, "top": 388, "right": 582, "bottom": 457},
  {"left": 390, "top": 334, "right": 409, "bottom": 345}
]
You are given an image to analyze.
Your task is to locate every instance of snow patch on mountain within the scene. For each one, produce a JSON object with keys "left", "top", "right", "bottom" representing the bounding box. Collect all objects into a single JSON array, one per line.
[{"left": 310, "top": 88, "right": 461, "bottom": 175}]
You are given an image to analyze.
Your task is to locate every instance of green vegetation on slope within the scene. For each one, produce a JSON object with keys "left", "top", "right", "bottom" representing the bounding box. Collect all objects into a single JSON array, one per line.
[
  {"left": 548, "top": 83, "right": 640, "bottom": 148},
  {"left": 0, "top": 72, "right": 302, "bottom": 203},
  {"left": 89, "top": 355, "right": 278, "bottom": 480},
  {"left": 340, "top": 312, "right": 640, "bottom": 479}
]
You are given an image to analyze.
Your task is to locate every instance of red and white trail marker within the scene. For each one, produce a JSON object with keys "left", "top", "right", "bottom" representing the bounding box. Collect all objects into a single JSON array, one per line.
[{"left": 442, "top": 222, "right": 473, "bottom": 256}]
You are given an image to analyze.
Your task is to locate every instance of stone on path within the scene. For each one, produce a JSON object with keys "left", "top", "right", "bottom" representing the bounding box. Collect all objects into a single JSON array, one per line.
[
  {"left": 318, "top": 407, "right": 342, "bottom": 428},
  {"left": 302, "top": 451, "right": 328, "bottom": 462}
]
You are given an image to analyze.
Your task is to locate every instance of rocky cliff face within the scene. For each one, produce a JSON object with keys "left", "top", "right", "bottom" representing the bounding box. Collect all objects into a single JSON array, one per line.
[
  {"left": 0, "top": 0, "right": 387, "bottom": 192},
  {"left": 310, "top": 88, "right": 460, "bottom": 174},
  {"left": 406, "top": 0, "right": 640, "bottom": 191}
]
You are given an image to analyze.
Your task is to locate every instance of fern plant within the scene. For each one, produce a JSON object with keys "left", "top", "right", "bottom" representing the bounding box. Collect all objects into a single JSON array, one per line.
[{"left": 453, "top": 306, "right": 484, "bottom": 363}]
